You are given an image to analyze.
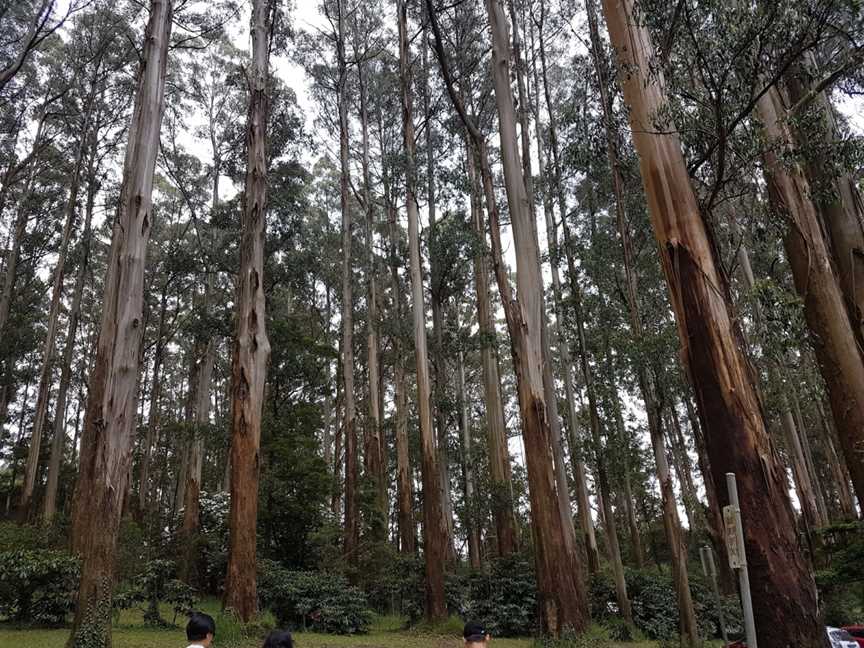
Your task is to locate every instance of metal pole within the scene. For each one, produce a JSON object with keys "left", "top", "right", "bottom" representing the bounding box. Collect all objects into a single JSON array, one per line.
[
  {"left": 701, "top": 545, "right": 729, "bottom": 647},
  {"left": 727, "top": 472, "right": 757, "bottom": 648}
]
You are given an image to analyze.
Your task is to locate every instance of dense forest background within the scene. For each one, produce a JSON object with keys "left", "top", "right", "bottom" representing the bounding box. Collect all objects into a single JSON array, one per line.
[{"left": 0, "top": 0, "right": 863, "bottom": 647}]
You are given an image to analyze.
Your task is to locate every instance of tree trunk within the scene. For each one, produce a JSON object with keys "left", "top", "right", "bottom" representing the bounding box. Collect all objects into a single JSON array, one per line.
[
  {"left": 65, "top": 2, "right": 172, "bottom": 645},
  {"left": 785, "top": 57, "right": 864, "bottom": 342},
  {"left": 566, "top": 244, "right": 633, "bottom": 627},
  {"left": 666, "top": 407, "right": 701, "bottom": 531},
  {"left": 138, "top": 290, "right": 168, "bottom": 516},
  {"left": 621, "top": 472, "right": 644, "bottom": 568},
  {"left": 427, "top": 0, "right": 588, "bottom": 630},
  {"left": 357, "top": 54, "right": 386, "bottom": 539},
  {"left": 223, "top": 0, "right": 271, "bottom": 622},
  {"left": 534, "top": 5, "right": 599, "bottom": 572},
  {"left": 21, "top": 88, "right": 96, "bottom": 519},
  {"left": 790, "top": 393, "right": 830, "bottom": 526},
  {"left": 757, "top": 84, "right": 864, "bottom": 512},
  {"left": 0, "top": 110, "right": 47, "bottom": 345},
  {"left": 606, "top": 361, "right": 646, "bottom": 570},
  {"left": 584, "top": 13, "right": 699, "bottom": 631},
  {"left": 652, "top": 403, "right": 700, "bottom": 648},
  {"left": 458, "top": 349, "right": 481, "bottom": 568},
  {"left": 336, "top": 0, "right": 359, "bottom": 564},
  {"left": 386, "top": 173, "right": 415, "bottom": 555},
  {"left": 482, "top": 0, "right": 589, "bottom": 632},
  {"left": 181, "top": 330, "right": 215, "bottom": 583},
  {"left": 7, "top": 378, "right": 33, "bottom": 514},
  {"left": 509, "top": 1, "right": 578, "bottom": 561},
  {"left": 684, "top": 395, "right": 736, "bottom": 592},
  {"left": 816, "top": 400, "right": 858, "bottom": 520},
  {"left": 330, "top": 377, "right": 342, "bottom": 517},
  {"left": 398, "top": 0, "right": 447, "bottom": 620},
  {"left": 732, "top": 215, "right": 826, "bottom": 531},
  {"left": 421, "top": 34, "right": 457, "bottom": 564},
  {"left": 534, "top": 98, "right": 597, "bottom": 573},
  {"left": 601, "top": 2, "right": 822, "bottom": 645},
  {"left": 464, "top": 135, "right": 517, "bottom": 558},
  {"left": 43, "top": 130, "right": 98, "bottom": 524}
]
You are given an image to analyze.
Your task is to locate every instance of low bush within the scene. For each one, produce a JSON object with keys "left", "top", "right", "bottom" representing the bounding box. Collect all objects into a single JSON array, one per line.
[
  {"left": 215, "top": 607, "right": 275, "bottom": 648},
  {"left": 0, "top": 549, "right": 79, "bottom": 624},
  {"left": 111, "top": 559, "right": 199, "bottom": 627},
  {"left": 590, "top": 568, "right": 742, "bottom": 641},
  {"left": 817, "top": 521, "right": 864, "bottom": 625},
  {"left": 0, "top": 523, "right": 49, "bottom": 552},
  {"left": 258, "top": 560, "right": 372, "bottom": 634},
  {"left": 448, "top": 553, "right": 537, "bottom": 637}
]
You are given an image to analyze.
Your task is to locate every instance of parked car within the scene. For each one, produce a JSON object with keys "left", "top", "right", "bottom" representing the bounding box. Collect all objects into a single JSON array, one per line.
[
  {"left": 727, "top": 627, "right": 858, "bottom": 648},
  {"left": 842, "top": 626, "right": 864, "bottom": 648},
  {"left": 829, "top": 627, "right": 860, "bottom": 648}
]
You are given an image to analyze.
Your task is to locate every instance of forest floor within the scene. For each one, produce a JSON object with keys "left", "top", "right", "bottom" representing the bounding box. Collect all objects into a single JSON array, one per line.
[{"left": 0, "top": 601, "right": 665, "bottom": 648}]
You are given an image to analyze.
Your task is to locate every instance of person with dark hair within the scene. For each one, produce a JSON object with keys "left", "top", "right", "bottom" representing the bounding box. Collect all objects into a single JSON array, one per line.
[
  {"left": 185, "top": 611, "right": 216, "bottom": 648},
  {"left": 263, "top": 629, "right": 294, "bottom": 648},
  {"left": 464, "top": 621, "right": 490, "bottom": 648}
]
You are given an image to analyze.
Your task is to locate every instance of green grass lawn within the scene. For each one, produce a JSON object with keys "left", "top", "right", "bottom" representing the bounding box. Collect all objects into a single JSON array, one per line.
[
  {"left": 0, "top": 601, "right": 672, "bottom": 648},
  {"left": 0, "top": 622, "right": 541, "bottom": 648},
  {"left": 0, "top": 601, "right": 542, "bottom": 648}
]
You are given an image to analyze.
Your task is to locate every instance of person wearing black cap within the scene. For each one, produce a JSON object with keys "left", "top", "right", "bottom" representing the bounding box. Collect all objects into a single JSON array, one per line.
[
  {"left": 464, "top": 621, "right": 491, "bottom": 647},
  {"left": 185, "top": 612, "right": 216, "bottom": 648}
]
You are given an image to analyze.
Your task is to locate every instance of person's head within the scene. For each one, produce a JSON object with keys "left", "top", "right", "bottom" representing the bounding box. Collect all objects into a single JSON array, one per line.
[
  {"left": 263, "top": 630, "right": 294, "bottom": 648},
  {"left": 186, "top": 612, "right": 216, "bottom": 647},
  {"left": 463, "top": 621, "right": 490, "bottom": 647}
]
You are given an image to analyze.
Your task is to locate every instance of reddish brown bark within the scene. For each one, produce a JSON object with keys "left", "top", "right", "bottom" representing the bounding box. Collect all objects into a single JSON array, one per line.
[
  {"left": 486, "top": 0, "right": 589, "bottom": 631},
  {"left": 223, "top": 0, "right": 272, "bottom": 622}
]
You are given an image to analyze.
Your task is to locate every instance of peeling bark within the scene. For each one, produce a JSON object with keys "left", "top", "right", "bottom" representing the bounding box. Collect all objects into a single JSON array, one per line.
[
  {"left": 601, "top": 1, "right": 822, "bottom": 645},
  {"left": 66, "top": 2, "right": 173, "bottom": 645},
  {"left": 223, "top": 0, "right": 272, "bottom": 621}
]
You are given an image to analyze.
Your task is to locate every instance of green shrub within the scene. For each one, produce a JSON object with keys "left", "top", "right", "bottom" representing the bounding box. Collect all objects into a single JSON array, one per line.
[
  {"left": 197, "top": 491, "right": 230, "bottom": 594},
  {"left": 111, "top": 559, "right": 199, "bottom": 627},
  {"left": 590, "top": 568, "right": 742, "bottom": 641},
  {"left": 258, "top": 560, "right": 372, "bottom": 634},
  {"left": 215, "top": 608, "right": 275, "bottom": 648},
  {"left": 603, "top": 616, "right": 638, "bottom": 642},
  {"left": 0, "top": 523, "right": 47, "bottom": 552},
  {"left": 0, "top": 549, "right": 79, "bottom": 624},
  {"left": 535, "top": 626, "right": 611, "bottom": 648},
  {"left": 449, "top": 553, "right": 537, "bottom": 637},
  {"left": 628, "top": 571, "right": 680, "bottom": 639}
]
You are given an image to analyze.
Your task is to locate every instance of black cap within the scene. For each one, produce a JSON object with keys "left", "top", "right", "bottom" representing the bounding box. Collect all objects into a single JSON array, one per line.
[{"left": 464, "top": 622, "right": 488, "bottom": 642}]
